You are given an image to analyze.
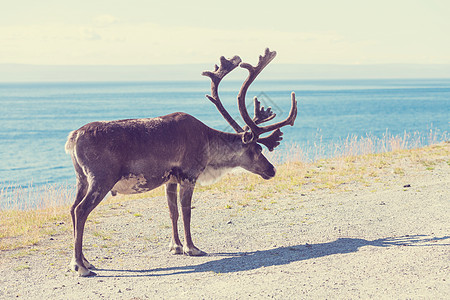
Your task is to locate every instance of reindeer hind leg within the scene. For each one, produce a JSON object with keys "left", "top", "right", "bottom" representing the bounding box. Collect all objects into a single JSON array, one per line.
[
  {"left": 71, "top": 178, "right": 112, "bottom": 277},
  {"left": 69, "top": 160, "right": 92, "bottom": 272}
]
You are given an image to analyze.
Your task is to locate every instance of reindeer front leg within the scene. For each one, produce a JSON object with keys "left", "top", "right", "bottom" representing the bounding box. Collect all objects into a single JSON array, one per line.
[
  {"left": 166, "top": 183, "right": 183, "bottom": 254},
  {"left": 179, "top": 181, "right": 206, "bottom": 256}
]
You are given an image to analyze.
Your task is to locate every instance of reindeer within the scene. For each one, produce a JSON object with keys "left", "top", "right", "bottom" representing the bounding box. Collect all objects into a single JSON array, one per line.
[{"left": 65, "top": 48, "right": 297, "bottom": 276}]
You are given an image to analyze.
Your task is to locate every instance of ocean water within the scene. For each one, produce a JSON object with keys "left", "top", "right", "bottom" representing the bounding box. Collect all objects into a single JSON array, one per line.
[{"left": 0, "top": 79, "right": 449, "bottom": 191}]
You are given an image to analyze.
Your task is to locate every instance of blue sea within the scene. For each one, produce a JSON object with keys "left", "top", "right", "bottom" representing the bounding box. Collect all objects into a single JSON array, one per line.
[{"left": 0, "top": 79, "right": 449, "bottom": 192}]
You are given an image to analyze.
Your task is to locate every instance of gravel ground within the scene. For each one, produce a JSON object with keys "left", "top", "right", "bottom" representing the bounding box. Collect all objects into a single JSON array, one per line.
[{"left": 1, "top": 149, "right": 449, "bottom": 299}]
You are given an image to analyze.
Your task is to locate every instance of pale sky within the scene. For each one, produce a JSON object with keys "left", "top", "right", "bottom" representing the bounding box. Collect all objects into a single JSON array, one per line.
[{"left": 1, "top": 0, "right": 449, "bottom": 65}]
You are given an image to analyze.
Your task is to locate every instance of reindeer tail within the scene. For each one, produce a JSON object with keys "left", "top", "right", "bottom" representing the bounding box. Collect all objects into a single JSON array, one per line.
[{"left": 65, "top": 130, "right": 78, "bottom": 154}]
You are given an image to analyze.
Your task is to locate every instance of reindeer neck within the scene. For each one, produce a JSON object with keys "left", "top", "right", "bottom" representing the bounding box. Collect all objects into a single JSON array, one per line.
[{"left": 207, "top": 129, "right": 244, "bottom": 168}]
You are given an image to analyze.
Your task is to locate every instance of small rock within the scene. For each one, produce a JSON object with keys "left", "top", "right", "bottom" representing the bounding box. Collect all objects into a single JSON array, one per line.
[{"left": 227, "top": 220, "right": 233, "bottom": 225}]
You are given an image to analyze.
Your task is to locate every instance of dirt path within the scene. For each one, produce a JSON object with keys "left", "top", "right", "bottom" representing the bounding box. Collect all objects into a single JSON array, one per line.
[{"left": 1, "top": 151, "right": 449, "bottom": 299}]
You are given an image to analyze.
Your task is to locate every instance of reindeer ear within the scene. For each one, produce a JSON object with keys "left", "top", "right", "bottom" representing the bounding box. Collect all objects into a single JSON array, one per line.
[
  {"left": 257, "top": 129, "right": 283, "bottom": 151},
  {"left": 241, "top": 131, "right": 255, "bottom": 144}
]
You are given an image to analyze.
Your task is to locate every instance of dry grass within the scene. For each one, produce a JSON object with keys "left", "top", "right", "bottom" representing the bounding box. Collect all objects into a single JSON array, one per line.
[
  {"left": 0, "top": 180, "right": 168, "bottom": 250},
  {"left": 1, "top": 131, "right": 448, "bottom": 251},
  {"left": 196, "top": 140, "right": 449, "bottom": 211},
  {"left": 265, "top": 127, "right": 448, "bottom": 164},
  {"left": 0, "top": 183, "right": 74, "bottom": 250}
]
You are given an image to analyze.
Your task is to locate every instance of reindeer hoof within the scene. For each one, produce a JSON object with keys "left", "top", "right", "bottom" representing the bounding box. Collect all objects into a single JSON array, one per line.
[
  {"left": 71, "top": 258, "right": 97, "bottom": 276},
  {"left": 71, "top": 261, "right": 95, "bottom": 271},
  {"left": 183, "top": 247, "right": 207, "bottom": 256},
  {"left": 170, "top": 245, "right": 183, "bottom": 255},
  {"left": 79, "top": 270, "right": 97, "bottom": 277}
]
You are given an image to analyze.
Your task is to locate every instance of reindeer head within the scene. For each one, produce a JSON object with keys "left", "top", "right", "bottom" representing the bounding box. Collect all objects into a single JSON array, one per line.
[{"left": 201, "top": 48, "right": 297, "bottom": 180}]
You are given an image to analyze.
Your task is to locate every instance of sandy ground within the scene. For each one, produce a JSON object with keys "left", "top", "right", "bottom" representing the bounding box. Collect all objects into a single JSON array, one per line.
[{"left": 1, "top": 150, "right": 449, "bottom": 299}]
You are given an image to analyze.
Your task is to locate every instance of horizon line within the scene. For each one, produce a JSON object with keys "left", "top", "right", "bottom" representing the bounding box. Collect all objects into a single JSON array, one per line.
[
  {"left": 1, "top": 64, "right": 449, "bottom": 82},
  {"left": 2, "top": 62, "right": 450, "bottom": 66}
]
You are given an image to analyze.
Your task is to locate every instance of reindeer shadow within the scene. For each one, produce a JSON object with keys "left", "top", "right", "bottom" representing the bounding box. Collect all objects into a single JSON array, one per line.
[{"left": 96, "top": 235, "right": 449, "bottom": 277}]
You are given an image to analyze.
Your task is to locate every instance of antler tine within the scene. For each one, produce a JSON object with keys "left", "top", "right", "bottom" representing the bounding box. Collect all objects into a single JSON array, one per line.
[
  {"left": 243, "top": 97, "right": 276, "bottom": 131},
  {"left": 253, "top": 97, "right": 276, "bottom": 124},
  {"left": 256, "top": 91, "right": 297, "bottom": 134},
  {"left": 202, "top": 55, "right": 243, "bottom": 133},
  {"left": 237, "top": 48, "right": 277, "bottom": 138}
]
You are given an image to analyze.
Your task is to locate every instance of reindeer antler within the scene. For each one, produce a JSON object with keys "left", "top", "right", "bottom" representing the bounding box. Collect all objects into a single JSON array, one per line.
[
  {"left": 202, "top": 55, "right": 244, "bottom": 133},
  {"left": 237, "top": 48, "right": 297, "bottom": 150},
  {"left": 203, "top": 48, "right": 297, "bottom": 151},
  {"left": 258, "top": 129, "right": 283, "bottom": 152}
]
